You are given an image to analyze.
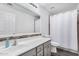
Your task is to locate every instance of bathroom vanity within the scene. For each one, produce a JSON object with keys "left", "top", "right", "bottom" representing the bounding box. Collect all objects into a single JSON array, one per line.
[
  {"left": 19, "top": 40, "right": 51, "bottom": 56},
  {"left": 0, "top": 33, "right": 51, "bottom": 56}
]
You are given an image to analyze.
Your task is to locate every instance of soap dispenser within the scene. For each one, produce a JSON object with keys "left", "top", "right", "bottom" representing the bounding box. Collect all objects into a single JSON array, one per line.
[{"left": 5, "top": 37, "right": 10, "bottom": 48}]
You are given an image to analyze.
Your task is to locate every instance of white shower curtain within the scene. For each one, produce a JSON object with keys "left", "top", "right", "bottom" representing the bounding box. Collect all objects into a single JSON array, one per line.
[{"left": 50, "top": 9, "right": 77, "bottom": 51}]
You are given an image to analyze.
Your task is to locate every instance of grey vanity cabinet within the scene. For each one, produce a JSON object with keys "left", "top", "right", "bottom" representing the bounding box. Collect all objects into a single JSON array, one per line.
[{"left": 19, "top": 40, "right": 51, "bottom": 56}]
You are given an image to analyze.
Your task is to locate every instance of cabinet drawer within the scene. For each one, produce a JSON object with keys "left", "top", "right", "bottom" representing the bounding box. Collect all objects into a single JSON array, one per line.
[
  {"left": 44, "top": 40, "right": 51, "bottom": 48},
  {"left": 20, "top": 48, "right": 36, "bottom": 56},
  {"left": 47, "top": 44, "right": 51, "bottom": 56},
  {"left": 37, "top": 44, "right": 43, "bottom": 53},
  {"left": 37, "top": 51, "right": 43, "bottom": 56},
  {"left": 44, "top": 47, "right": 48, "bottom": 56},
  {"left": 44, "top": 47, "right": 51, "bottom": 56}
]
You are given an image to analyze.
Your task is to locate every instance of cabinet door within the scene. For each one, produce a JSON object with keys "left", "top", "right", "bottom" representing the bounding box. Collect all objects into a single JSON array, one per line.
[
  {"left": 44, "top": 41, "right": 51, "bottom": 56},
  {"left": 47, "top": 44, "right": 51, "bottom": 56},
  {"left": 37, "top": 51, "right": 43, "bottom": 56},
  {"left": 20, "top": 48, "right": 36, "bottom": 56},
  {"left": 44, "top": 47, "right": 48, "bottom": 56},
  {"left": 37, "top": 44, "right": 43, "bottom": 53}
]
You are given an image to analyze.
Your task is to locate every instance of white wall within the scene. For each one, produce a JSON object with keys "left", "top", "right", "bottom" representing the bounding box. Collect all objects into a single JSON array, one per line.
[
  {"left": 0, "top": 4, "right": 35, "bottom": 34},
  {"left": 39, "top": 6, "right": 49, "bottom": 36}
]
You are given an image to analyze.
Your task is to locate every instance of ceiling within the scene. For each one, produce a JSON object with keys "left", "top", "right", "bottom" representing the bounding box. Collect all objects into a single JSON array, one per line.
[{"left": 39, "top": 3, "right": 78, "bottom": 15}]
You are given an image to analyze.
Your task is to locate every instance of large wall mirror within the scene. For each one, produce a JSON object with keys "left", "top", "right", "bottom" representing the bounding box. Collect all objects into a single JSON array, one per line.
[{"left": 0, "top": 3, "right": 40, "bottom": 36}]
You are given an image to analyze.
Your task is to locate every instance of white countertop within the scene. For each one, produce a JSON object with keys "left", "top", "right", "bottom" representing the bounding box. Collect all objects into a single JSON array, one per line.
[{"left": 0, "top": 36, "right": 50, "bottom": 56}]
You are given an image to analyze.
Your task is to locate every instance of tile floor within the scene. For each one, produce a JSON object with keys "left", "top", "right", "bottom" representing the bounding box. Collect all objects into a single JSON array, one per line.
[{"left": 51, "top": 48, "right": 78, "bottom": 56}]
